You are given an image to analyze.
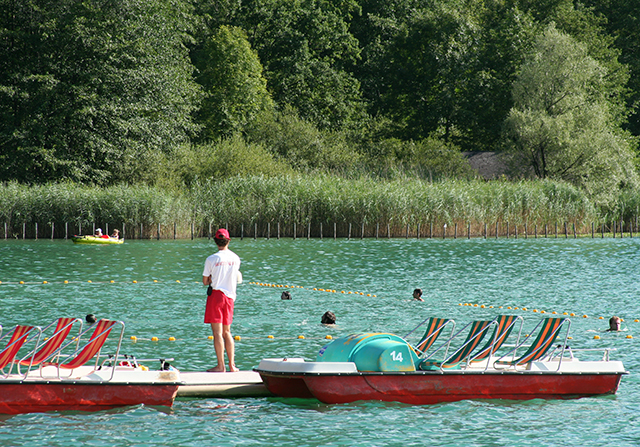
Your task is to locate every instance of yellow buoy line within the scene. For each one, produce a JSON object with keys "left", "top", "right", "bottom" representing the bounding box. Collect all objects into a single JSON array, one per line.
[
  {"left": 2, "top": 279, "right": 635, "bottom": 339},
  {"left": 0, "top": 279, "right": 186, "bottom": 285},
  {"left": 458, "top": 303, "right": 638, "bottom": 336},
  {"left": 125, "top": 334, "right": 334, "bottom": 343},
  {"left": 247, "top": 281, "right": 377, "bottom": 297}
]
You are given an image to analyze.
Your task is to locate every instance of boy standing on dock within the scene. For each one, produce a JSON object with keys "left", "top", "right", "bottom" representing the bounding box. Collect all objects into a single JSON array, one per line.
[{"left": 202, "top": 228, "right": 241, "bottom": 372}]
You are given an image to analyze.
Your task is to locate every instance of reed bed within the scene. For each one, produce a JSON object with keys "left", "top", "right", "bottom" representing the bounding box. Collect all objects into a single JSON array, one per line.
[
  {"left": 191, "top": 176, "right": 600, "bottom": 237},
  {"left": 2, "top": 177, "right": 635, "bottom": 239},
  {"left": 0, "top": 182, "right": 192, "bottom": 239}
]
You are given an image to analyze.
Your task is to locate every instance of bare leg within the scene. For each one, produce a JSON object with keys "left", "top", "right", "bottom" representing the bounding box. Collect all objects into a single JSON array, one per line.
[
  {"left": 208, "top": 323, "right": 226, "bottom": 372},
  {"left": 222, "top": 324, "right": 239, "bottom": 372}
]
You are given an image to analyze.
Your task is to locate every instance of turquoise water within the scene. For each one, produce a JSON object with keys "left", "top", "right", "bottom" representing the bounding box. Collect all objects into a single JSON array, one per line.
[{"left": 0, "top": 238, "right": 639, "bottom": 446}]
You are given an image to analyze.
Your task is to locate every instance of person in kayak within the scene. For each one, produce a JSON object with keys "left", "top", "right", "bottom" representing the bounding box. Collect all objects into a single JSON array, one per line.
[
  {"left": 94, "top": 228, "right": 109, "bottom": 239},
  {"left": 110, "top": 229, "right": 120, "bottom": 239},
  {"left": 202, "top": 228, "right": 241, "bottom": 373}
]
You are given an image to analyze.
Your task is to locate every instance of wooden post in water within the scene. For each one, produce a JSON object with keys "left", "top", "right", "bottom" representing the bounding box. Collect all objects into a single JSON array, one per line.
[
  {"left": 495, "top": 222, "right": 498, "bottom": 239},
  {"left": 573, "top": 223, "right": 576, "bottom": 238},
  {"left": 157, "top": 223, "right": 161, "bottom": 240},
  {"left": 555, "top": 222, "right": 558, "bottom": 238},
  {"left": 174, "top": 222, "right": 177, "bottom": 240},
  {"left": 65, "top": 222, "right": 68, "bottom": 240},
  {"left": 267, "top": 222, "right": 271, "bottom": 240},
  {"left": 602, "top": 222, "right": 605, "bottom": 238},
  {"left": 630, "top": 220, "right": 633, "bottom": 238},
  {"left": 443, "top": 223, "right": 447, "bottom": 239},
  {"left": 467, "top": 222, "right": 470, "bottom": 239},
  {"left": 361, "top": 222, "right": 364, "bottom": 240},
  {"left": 51, "top": 223, "right": 54, "bottom": 240},
  {"left": 122, "top": 222, "right": 125, "bottom": 239},
  {"left": 405, "top": 223, "right": 409, "bottom": 239},
  {"left": 483, "top": 223, "right": 487, "bottom": 239},
  {"left": 417, "top": 223, "right": 420, "bottom": 239},
  {"left": 376, "top": 223, "right": 379, "bottom": 240},
  {"left": 106, "top": 223, "right": 109, "bottom": 236},
  {"left": 4, "top": 222, "right": 6, "bottom": 239},
  {"left": 241, "top": 224, "right": 244, "bottom": 240},
  {"left": 320, "top": 222, "right": 323, "bottom": 240},
  {"left": 514, "top": 225, "right": 518, "bottom": 239},
  {"left": 454, "top": 222, "right": 457, "bottom": 239},
  {"left": 309, "top": 222, "right": 312, "bottom": 240},
  {"left": 141, "top": 223, "right": 144, "bottom": 240},
  {"left": 430, "top": 222, "right": 433, "bottom": 239},
  {"left": 293, "top": 222, "right": 296, "bottom": 240},
  {"left": 191, "top": 222, "right": 194, "bottom": 240},
  {"left": 620, "top": 221, "right": 624, "bottom": 239},
  {"left": 613, "top": 221, "right": 616, "bottom": 238},
  {"left": 591, "top": 222, "right": 594, "bottom": 238},
  {"left": 524, "top": 223, "right": 527, "bottom": 239},
  {"left": 255, "top": 223, "right": 258, "bottom": 240},
  {"left": 277, "top": 222, "right": 280, "bottom": 239},
  {"left": 348, "top": 223, "right": 351, "bottom": 240},
  {"left": 334, "top": 222, "right": 337, "bottom": 240},
  {"left": 22, "top": 222, "right": 25, "bottom": 239},
  {"left": 387, "top": 223, "right": 390, "bottom": 239},
  {"left": 506, "top": 222, "right": 509, "bottom": 239},
  {"left": 35, "top": 223, "right": 38, "bottom": 240},
  {"left": 93, "top": 223, "right": 96, "bottom": 236},
  {"left": 545, "top": 224, "right": 548, "bottom": 238},
  {"left": 564, "top": 222, "right": 568, "bottom": 238},
  {"left": 534, "top": 224, "right": 537, "bottom": 238}
]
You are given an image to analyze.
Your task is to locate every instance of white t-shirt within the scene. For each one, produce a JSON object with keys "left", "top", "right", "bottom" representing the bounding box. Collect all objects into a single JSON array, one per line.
[{"left": 202, "top": 249, "right": 241, "bottom": 300}]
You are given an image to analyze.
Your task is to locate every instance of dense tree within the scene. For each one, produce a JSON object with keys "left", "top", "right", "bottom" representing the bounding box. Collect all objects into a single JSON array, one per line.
[
  {"left": 503, "top": 26, "right": 638, "bottom": 199},
  {"left": 0, "top": 0, "right": 200, "bottom": 185},
  {"left": 193, "top": 25, "right": 273, "bottom": 140},
  {"left": 197, "top": 0, "right": 366, "bottom": 130},
  {"left": 583, "top": 0, "right": 640, "bottom": 136},
  {"left": 378, "top": 1, "right": 483, "bottom": 143}
]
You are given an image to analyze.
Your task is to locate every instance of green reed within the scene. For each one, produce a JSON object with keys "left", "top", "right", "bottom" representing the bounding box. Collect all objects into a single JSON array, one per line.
[
  {"left": 191, "top": 175, "right": 600, "bottom": 235},
  {"left": 0, "top": 182, "right": 192, "bottom": 238},
  {"left": 2, "top": 177, "right": 633, "bottom": 238}
]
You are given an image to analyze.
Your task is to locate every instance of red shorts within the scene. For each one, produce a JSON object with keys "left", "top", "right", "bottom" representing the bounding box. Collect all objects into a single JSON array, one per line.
[{"left": 204, "top": 289, "right": 234, "bottom": 325}]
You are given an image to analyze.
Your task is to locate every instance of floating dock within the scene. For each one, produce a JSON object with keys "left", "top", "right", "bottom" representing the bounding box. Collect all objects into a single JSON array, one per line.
[{"left": 177, "top": 371, "right": 271, "bottom": 398}]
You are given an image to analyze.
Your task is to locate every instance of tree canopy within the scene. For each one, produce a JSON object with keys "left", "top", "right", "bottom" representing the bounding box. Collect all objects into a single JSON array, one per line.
[
  {"left": 1, "top": 0, "right": 638, "bottom": 199},
  {"left": 504, "top": 25, "right": 638, "bottom": 199}
]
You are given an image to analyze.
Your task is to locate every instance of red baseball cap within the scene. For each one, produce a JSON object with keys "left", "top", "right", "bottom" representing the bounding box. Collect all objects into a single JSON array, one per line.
[{"left": 215, "top": 228, "right": 230, "bottom": 239}]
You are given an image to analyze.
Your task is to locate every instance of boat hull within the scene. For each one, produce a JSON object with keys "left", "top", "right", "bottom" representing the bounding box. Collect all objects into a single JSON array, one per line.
[
  {"left": 300, "top": 371, "right": 624, "bottom": 405},
  {"left": 71, "top": 236, "right": 123, "bottom": 245},
  {"left": 256, "top": 358, "right": 626, "bottom": 405},
  {"left": 0, "top": 381, "right": 179, "bottom": 414}
]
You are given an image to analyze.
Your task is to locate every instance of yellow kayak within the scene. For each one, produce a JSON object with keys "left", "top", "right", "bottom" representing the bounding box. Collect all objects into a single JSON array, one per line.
[{"left": 71, "top": 235, "right": 124, "bottom": 245}]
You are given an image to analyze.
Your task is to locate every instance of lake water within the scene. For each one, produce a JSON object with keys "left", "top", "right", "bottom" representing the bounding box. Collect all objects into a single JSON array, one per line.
[{"left": 0, "top": 237, "right": 638, "bottom": 446}]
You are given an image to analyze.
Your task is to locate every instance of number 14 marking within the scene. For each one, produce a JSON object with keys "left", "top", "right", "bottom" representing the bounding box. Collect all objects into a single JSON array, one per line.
[{"left": 390, "top": 351, "right": 403, "bottom": 362}]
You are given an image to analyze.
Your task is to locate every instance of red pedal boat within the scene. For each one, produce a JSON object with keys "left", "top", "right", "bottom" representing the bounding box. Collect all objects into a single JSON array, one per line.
[{"left": 0, "top": 319, "right": 181, "bottom": 414}]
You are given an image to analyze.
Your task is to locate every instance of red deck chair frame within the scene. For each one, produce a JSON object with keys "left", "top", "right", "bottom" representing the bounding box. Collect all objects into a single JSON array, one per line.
[
  {"left": 0, "top": 325, "right": 42, "bottom": 378},
  {"left": 16, "top": 317, "right": 83, "bottom": 377},
  {"left": 41, "top": 319, "right": 125, "bottom": 380}
]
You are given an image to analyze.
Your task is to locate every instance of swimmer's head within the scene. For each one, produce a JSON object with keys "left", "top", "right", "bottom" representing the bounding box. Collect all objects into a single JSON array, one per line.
[
  {"left": 609, "top": 316, "right": 621, "bottom": 331},
  {"left": 321, "top": 311, "right": 336, "bottom": 325}
]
